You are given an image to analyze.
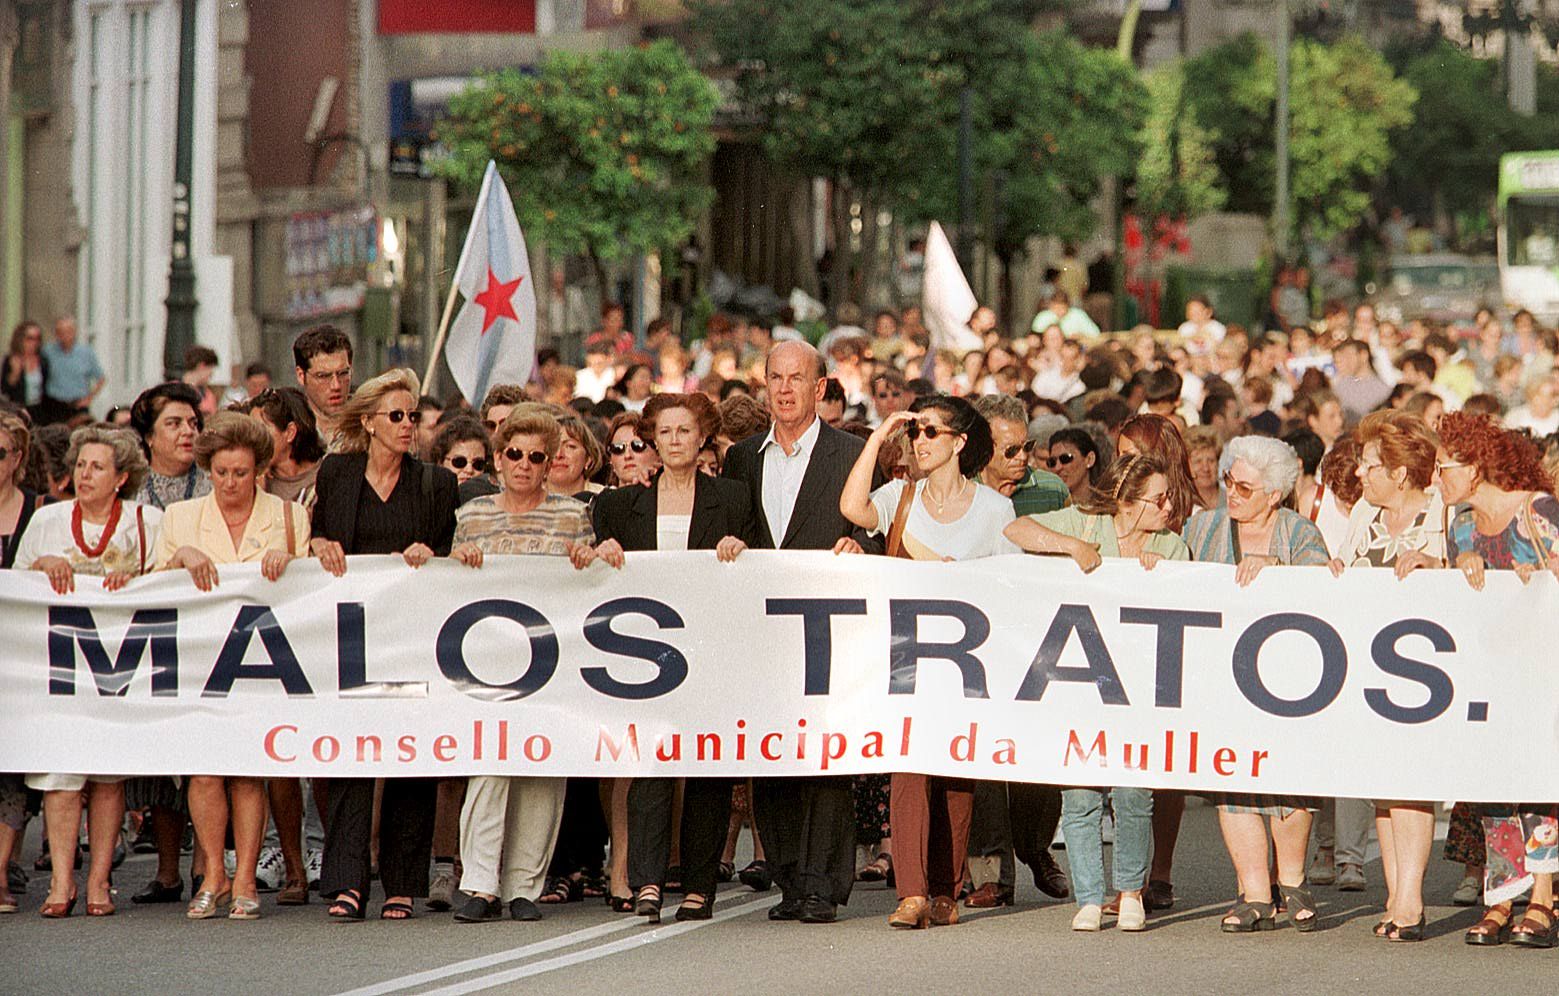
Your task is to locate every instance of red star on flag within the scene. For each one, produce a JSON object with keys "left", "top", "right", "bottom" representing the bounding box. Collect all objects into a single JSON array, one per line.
[{"left": 472, "top": 268, "right": 525, "bottom": 334}]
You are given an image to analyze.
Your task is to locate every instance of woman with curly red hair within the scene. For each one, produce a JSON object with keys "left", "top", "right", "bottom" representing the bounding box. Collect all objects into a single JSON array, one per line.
[{"left": 1436, "top": 411, "right": 1559, "bottom": 948}]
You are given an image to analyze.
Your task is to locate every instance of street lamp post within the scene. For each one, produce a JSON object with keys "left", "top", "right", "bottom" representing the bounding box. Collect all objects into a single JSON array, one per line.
[{"left": 163, "top": 0, "right": 198, "bottom": 377}]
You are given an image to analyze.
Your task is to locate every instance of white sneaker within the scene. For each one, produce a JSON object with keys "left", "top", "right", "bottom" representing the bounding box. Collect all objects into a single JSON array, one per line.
[
  {"left": 1071, "top": 904, "right": 1102, "bottom": 931},
  {"left": 305, "top": 849, "right": 322, "bottom": 888},
  {"left": 254, "top": 847, "right": 285, "bottom": 892},
  {"left": 223, "top": 849, "right": 237, "bottom": 879}
]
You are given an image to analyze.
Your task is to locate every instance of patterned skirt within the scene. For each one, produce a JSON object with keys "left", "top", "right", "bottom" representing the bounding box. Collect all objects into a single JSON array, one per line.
[{"left": 1213, "top": 793, "right": 1322, "bottom": 818}]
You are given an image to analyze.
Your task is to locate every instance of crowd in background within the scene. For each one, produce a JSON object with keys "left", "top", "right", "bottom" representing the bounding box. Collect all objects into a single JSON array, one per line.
[{"left": 3, "top": 287, "right": 1559, "bottom": 947}]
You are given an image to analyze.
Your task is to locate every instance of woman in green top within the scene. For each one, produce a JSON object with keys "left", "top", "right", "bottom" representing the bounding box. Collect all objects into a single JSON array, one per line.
[{"left": 1002, "top": 454, "right": 1193, "bottom": 933}]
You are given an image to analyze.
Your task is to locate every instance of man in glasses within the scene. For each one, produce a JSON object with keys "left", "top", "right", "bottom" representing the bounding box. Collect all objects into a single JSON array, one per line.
[
  {"left": 292, "top": 324, "right": 353, "bottom": 442},
  {"left": 721, "top": 340, "right": 882, "bottom": 925},
  {"left": 973, "top": 395, "right": 1069, "bottom": 517}
]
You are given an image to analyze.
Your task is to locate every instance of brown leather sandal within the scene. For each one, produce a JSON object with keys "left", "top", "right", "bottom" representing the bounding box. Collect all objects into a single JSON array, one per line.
[
  {"left": 1511, "top": 903, "right": 1558, "bottom": 948},
  {"left": 1465, "top": 903, "right": 1513, "bottom": 945}
]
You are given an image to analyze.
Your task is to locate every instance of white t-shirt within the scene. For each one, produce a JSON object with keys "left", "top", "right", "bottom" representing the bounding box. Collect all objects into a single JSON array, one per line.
[
  {"left": 13, "top": 500, "right": 164, "bottom": 578},
  {"left": 868, "top": 478, "right": 1018, "bottom": 561},
  {"left": 1506, "top": 405, "right": 1559, "bottom": 437},
  {"left": 574, "top": 366, "right": 615, "bottom": 403},
  {"left": 656, "top": 514, "right": 691, "bottom": 552}
]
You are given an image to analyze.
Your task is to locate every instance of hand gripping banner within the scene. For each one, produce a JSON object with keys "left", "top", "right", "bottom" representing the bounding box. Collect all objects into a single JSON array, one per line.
[{"left": 0, "top": 551, "right": 1549, "bottom": 801}]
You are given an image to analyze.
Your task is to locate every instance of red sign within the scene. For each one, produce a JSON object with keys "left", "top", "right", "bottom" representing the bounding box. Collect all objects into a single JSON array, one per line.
[{"left": 378, "top": 0, "right": 536, "bottom": 34}]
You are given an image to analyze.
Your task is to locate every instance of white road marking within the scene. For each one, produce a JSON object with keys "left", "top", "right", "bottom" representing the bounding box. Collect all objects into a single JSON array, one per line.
[
  {"left": 334, "top": 894, "right": 772, "bottom": 996},
  {"left": 416, "top": 896, "right": 775, "bottom": 994}
]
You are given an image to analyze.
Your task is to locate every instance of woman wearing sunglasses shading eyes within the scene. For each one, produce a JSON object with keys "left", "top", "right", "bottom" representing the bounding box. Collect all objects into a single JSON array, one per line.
[
  {"left": 841, "top": 395, "right": 1016, "bottom": 930},
  {"left": 1043, "top": 426, "right": 1103, "bottom": 506},
  {"left": 1433, "top": 411, "right": 1559, "bottom": 948},
  {"left": 310, "top": 368, "right": 459, "bottom": 922},
  {"left": 590, "top": 393, "right": 756, "bottom": 924},
  {"left": 1004, "top": 453, "right": 1192, "bottom": 932},
  {"left": 1319, "top": 410, "right": 1445, "bottom": 941},
  {"left": 445, "top": 408, "right": 599, "bottom": 924},
  {"left": 605, "top": 412, "right": 661, "bottom": 487},
  {"left": 14, "top": 425, "right": 159, "bottom": 919},
  {"left": 429, "top": 414, "right": 493, "bottom": 486},
  {"left": 1181, "top": 435, "right": 1330, "bottom": 934}
]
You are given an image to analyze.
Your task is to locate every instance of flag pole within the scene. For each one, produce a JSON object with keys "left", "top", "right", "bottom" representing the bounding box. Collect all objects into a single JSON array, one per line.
[{"left": 421, "top": 276, "right": 462, "bottom": 395}]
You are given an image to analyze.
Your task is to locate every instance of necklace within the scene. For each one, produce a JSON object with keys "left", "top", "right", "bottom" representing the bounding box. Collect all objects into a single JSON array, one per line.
[
  {"left": 72, "top": 498, "right": 123, "bottom": 559},
  {"left": 924, "top": 476, "right": 969, "bottom": 515}
]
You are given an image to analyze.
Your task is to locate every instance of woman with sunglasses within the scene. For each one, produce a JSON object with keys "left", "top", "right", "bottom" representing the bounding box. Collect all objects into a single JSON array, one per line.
[
  {"left": 841, "top": 395, "right": 1015, "bottom": 929},
  {"left": 1043, "top": 426, "right": 1103, "bottom": 505},
  {"left": 1434, "top": 411, "right": 1559, "bottom": 948},
  {"left": 591, "top": 392, "right": 755, "bottom": 923},
  {"left": 1182, "top": 434, "right": 1330, "bottom": 934},
  {"left": 445, "top": 407, "right": 599, "bottom": 924},
  {"left": 429, "top": 414, "right": 493, "bottom": 486},
  {"left": 1320, "top": 409, "right": 1445, "bottom": 940},
  {"left": 1004, "top": 453, "right": 1192, "bottom": 932},
  {"left": 310, "top": 368, "right": 459, "bottom": 922},
  {"left": 606, "top": 412, "right": 661, "bottom": 487}
]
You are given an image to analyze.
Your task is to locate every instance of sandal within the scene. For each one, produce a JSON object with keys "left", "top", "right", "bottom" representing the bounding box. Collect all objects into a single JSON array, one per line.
[
  {"left": 1220, "top": 899, "right": 1277, "bottom": 933},
  {"left": 228, "top": 895, "right": 262, "bottom": 920},
  {"left": 716, "top": 861, "right": 735, "bottom": 883},
  {"left": 1465, "top": 903, "right": 1513, "bottom": 945},
  {"left": 277, "top": 881, "right": 309, "bottom": 906},
  {"left": 581, "top": 872, "right": 607, "bottom": 898},
  {"left": 676, "top": 892, "right": 714, "bottom": 922},
  {"left": 859, "top": 854, "right": 892, "bottom": 882},
  {"left": 635, "top": 884, "right": 662, "bottom": 921},
  {"left": 1372, "top": 916, "right": 1393, "bottom": 937},
  {"left": 538, "top": 875, "right": 580, "bottom": 904},
  {"left": 186, "top": 888, "right": 233, "bottom": 920},
  {"left": 327, "top": 888, "right": 366, "bottom": 921},
  {"left": 1277, "top": 882, "right": 1319, "bottom": 932},
  {"left": 1511, "top": 903, "right": 1558, "bottom": 948},
  {"left": 608, "top": 894, "right": 634, "bottom": 913},
  {"left": 380, "top": 900, "right": 416, "bottom": 920},
  {"left": 1387, "top": 914, "right": 1427, "bottom": 942}
]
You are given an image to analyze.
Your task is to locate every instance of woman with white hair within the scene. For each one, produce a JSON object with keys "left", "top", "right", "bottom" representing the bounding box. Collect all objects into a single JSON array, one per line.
[{"left": 1182, "top": 434, "right": 1330, "bottom": 934}]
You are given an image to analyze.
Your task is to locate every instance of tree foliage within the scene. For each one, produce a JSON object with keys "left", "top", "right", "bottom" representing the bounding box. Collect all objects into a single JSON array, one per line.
[
  {"left": 1134, "top": 62, "right": 1225, "bottom": 220},
  {"left": 435, "top": 41, "right": 718, "bottom": 264}
]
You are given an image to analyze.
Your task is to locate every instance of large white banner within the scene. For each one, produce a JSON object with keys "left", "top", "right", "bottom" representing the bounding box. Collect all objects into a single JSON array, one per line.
[{"left": 0, "top": 552, "right": 1550, "bottom": 800}]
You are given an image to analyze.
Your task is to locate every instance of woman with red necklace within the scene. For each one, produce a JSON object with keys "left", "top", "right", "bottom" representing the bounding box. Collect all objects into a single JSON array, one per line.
[{"left": 13, "top": 425, "right": 161, "bottom": 918}]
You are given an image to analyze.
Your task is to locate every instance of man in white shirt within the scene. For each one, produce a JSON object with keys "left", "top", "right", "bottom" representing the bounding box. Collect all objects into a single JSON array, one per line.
[{"left": 573, "top": 342, "right": 616, "bottom": 403}]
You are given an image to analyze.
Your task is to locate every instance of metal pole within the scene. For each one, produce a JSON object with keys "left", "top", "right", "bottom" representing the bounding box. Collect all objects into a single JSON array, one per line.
[
  {"left": 163, "top": 0, "right": 199, "bottom": 377},
  {"left": 1273, "top": 2, "right": 1290, "bottom": 260},
  {"left": 957, "top": 87, "right": 974, "bottom": 272}
]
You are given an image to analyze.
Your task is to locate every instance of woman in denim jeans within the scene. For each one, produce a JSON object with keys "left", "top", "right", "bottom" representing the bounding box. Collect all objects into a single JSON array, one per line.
[{"left": 1005, "top": 452, "right": 1194, "bottom": 931}]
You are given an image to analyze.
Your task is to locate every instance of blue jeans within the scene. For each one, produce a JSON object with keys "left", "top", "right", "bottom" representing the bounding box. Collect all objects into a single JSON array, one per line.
[{"left": 1060, "top": 787, "right": 1153, "bottom": 908}]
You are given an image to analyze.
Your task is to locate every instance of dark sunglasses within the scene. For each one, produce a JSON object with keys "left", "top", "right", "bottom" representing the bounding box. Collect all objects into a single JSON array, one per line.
[
  {"left": 608, "top": 439, "right": 650, "bottom": 456},
  {"left": 1002, "top": 440, "right": 1037, "bottom": 461},
  {"left": 1046, "top": 452, "right": 1077, "bottom": 468},
  {"left": 446, "top": 455, "right": 487, "bottom": 472},
  {"left": 905, "top": 422, "right": 958, "bottom": 441},
  {"left": 503, "top": 447, "right": 549, "bottom": 466},
  {"left": 376, "top": 409, "right": 422, "bottom": 425}
]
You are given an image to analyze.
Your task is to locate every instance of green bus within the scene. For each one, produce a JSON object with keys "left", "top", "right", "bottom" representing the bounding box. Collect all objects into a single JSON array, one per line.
[{"left": 1499, "top": 151, "right": 1559, "bottom": 322}]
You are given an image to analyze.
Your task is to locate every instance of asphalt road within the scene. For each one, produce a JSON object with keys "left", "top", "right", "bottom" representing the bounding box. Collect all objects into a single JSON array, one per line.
[{"left": 5, "top": 800, "right": 1549, "bottom": 994}]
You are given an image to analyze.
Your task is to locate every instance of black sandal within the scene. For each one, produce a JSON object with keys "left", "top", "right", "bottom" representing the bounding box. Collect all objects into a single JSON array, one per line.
[
  {"left": 1220, "top": 899, "right": 1277, "bottom": 933},
  {"left": 380, "top": 900, "right": 415, "bottom": 920},
  {"left": 716, "top": 861, "right": 735, "bottom": 883},
  {"left": 635, "top": 885, "right": 662, "bottom": 922},
  {"left": 581, "top": 872, "right": 607, "bottom": 898},
  {"left": 608, "top": 894, "right": 634, "bottom": 913},
  {"left": 538, "top": 876, "right": 579, "bottom": 904},
  {"left": 1387, "top": 914, "right": 1427, "bottom": 942},
  {"left": 1277, "top": 882, "right": 1319, "bottom": 932},
  {"left": 1511, "top": 903, "right": 1558, "bottom": 948},
  {"left": 675, "top": 892, "right": 714, "bottom": 922},
  {"left": 327, "top": 888, "right": 365, "bottom": 921}
]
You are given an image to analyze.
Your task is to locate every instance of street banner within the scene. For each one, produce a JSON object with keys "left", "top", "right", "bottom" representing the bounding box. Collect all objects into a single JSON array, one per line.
[
  {"left": 921, "top": 221, "right": 984, "bottom": 357},
  {"left": 0, "top": 551, "right": 1549, "bottom": 800},
  {"left": 443, "top": 160, "right": 538, "bottom": 403}
]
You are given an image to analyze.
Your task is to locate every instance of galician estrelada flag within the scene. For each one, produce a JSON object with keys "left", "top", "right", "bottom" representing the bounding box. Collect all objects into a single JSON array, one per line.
[{"left": 445, "top": 161, "right": 537, "bottom": 403}]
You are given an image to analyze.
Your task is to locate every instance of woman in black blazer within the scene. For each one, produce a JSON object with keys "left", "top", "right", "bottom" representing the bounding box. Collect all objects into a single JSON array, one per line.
[
  {"left": 592, "top": 392, "right": 756, "bottom": 923},
  {"left": 308, "top": 368, "right": 458, "bottom": 921}
]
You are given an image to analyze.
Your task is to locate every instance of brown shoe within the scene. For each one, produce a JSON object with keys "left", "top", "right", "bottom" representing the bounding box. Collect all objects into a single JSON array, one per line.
[
  {"left": 277, "top": 881, "right": 309, "bottom": 906},
  {"left": 963, "top": 883, "right": 1013, "bottom": 908},
  {"left": 929, "top": 895, "right": 960, "bottom": 926},
  {"left": 1034, "top": 852, "right": 1070, "bottom": 899},
  {"left": 888, "top": 896, "right": 930, "bottom": 929}
]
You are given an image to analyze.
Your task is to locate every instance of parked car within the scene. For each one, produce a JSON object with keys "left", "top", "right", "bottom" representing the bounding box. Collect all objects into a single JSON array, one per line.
[{"left": 1373, "top": 254, "right": 1500, "bottom": 328}]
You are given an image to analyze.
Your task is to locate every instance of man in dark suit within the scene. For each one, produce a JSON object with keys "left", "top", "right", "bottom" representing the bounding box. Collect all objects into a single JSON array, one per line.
[{"left": 721, "top": 341, "right": 881, "bottom": 924}]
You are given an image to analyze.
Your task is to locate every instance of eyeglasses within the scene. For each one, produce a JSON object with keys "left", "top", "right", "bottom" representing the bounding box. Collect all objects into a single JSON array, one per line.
[
  {"left": 1222, "top": 470, "right": 1262, "bottom": 500},
  {"left": 1002, "top": 440, "right": 1037, "bottom": 461},
  {"left": 608, "top": 439, "right": 650, "bottom": 456},
  {"left": 503, "top": 447, "right": 549, "bottom": 466},
  {"left": 307, "top": 368, "right": 352, "bottom": 384},
  {"left": 1046, "top": 452, "right": 1077, "bottom": 469},
  {"left": 376, "top": 409, "right": 422, "bottom": 425},
  {"left": 1134, "top": 491, "right": 1174, "bottom": 510},
  {"left": 445, "top": 455, "right": 487, "bottom": 472},
  {"left": 905, "top": 422, "right": 958, "bottom": 441},
  {"left": 1435, "top": 460, "right": 1468, "bottom": 473}
]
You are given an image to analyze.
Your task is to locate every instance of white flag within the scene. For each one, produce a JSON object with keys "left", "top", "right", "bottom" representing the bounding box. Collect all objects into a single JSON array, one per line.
[
  {"left": 444, "top": 161, "right": 537, "bottom": 403},
  {"left": 921, "top": 221, "right": 984, "bottom": 356}
]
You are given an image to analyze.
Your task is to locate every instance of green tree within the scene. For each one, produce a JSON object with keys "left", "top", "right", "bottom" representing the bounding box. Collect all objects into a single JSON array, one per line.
[
  {"left": 1134, "top": 62, "right": 1226, "bottom": 220},
  {"left": 435, "top": 41, "right": 718, "bottom": 287}
]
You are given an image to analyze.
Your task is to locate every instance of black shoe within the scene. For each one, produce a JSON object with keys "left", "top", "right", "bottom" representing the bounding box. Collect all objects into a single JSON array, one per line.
[
  {"left": 768, "top": 897, "right": 803, "bottom": 921},
  {"left": 453, "top": 895, "right": 503, "bottom": 923},
  {"left": 6, "top": 861, "right": 27, "bottom": 894},
  {"left": 676, "top": 893, "right": 714, "bottom": 921},
  {"left": 509, "top": 897, "right": 543, "bottom": 922},
  {"left": 739, "top": 860, "right": 773, "bottom": 892},
  {"left": 798, "top": 895, "right": 837, "bottom": 924},
  {"left": 131, "top": 878, "right": 184, "bottom": 904}
]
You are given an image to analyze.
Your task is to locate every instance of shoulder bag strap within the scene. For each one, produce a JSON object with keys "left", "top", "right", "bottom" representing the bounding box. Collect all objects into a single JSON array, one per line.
[
  {"left": 885, "top": 481, "right": 917, "bottom": 560},
  {"left": 1523, "top": 494, "right": 1554, "bottom": 562},
  {"left": 284, "top": 499, "right": 297, "bottom": 556},
  {"left": 136, "top": 505, "right": 147, "bottom": 575}
]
